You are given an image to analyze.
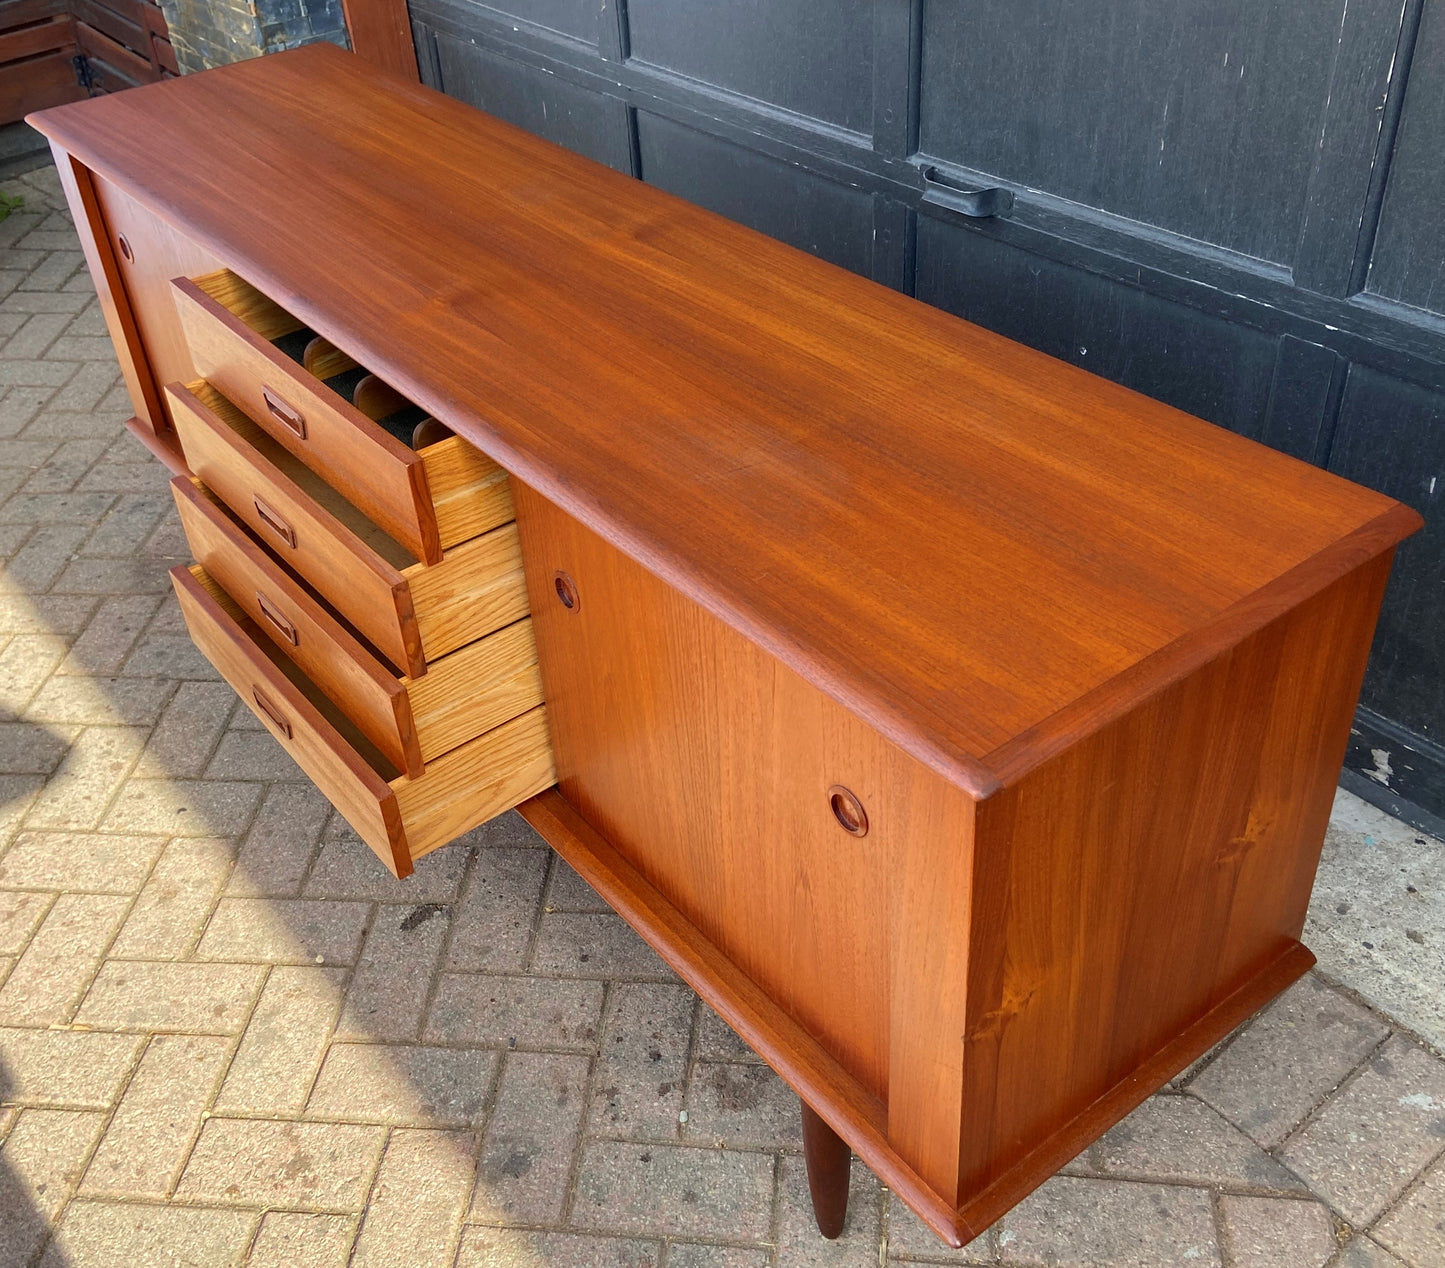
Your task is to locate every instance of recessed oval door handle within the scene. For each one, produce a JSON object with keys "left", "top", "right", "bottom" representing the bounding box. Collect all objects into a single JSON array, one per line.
[{"left": 828, "top": 785, "right": 869, "bottom": 837}]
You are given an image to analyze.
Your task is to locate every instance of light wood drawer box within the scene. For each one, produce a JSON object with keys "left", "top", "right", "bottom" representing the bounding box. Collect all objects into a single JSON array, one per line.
[
  {"left": 166, "top": 379, "right": 529, "bottom": 677},
  {"left": 171, "top": 476, "right": 545, "bottom": 779},
  {"left": 172, "top": 267, "right": 506, "bottom": 565},
  {"left": 172, "top": 563, "right": 556, "bottom": 877}
]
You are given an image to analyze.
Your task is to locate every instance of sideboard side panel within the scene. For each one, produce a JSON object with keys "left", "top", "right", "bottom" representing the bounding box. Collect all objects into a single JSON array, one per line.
[
  {"left": 961, "top": 549, "right": 1394, "bottom": 1200},
  {"left": 88, "top": 174, "right": 221, "bottom": 440},
  {"left": 49, "top": 146, "right": 163, "bottom": 435},
  {"left": 514, "top": 481, "right": 975, "bottom": 1135}
]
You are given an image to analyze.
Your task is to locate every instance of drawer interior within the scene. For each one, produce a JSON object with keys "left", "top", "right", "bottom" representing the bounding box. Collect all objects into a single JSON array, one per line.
[
  {"left": 182, "top": 269, "right": 515, "bottom": 553},
  {"left": 190, "top": 565, "right": 402, "bottom": 781},
  {"left": 189, "top": 269, "right": 432, "bottom": 449},
  {"left": 186, "top": 379, "right": 416, "bottom": 571},
  {"left": 183, "top": 565, "right": 556, "bottom": 870}
]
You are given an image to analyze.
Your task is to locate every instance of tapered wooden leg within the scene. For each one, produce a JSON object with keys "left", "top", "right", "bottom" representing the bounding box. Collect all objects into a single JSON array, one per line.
[{"left": 801, "top": 1100, "right": 851, "bottom": 1238}]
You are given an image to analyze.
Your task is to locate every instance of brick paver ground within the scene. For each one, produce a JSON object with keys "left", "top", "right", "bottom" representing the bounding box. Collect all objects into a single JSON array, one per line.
[{"left": 0, "top": 163, "right": 1442, "bottom": 1268}]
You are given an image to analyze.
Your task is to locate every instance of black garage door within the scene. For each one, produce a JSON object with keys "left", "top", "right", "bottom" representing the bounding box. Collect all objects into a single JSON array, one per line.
[{"left": 406, "top": 0, "right": 1445, "bottom": 832}]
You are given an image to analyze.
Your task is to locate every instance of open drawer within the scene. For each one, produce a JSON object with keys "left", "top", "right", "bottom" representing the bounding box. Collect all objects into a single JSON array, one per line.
[
  {"left": 166, "top": 380, "right": 528, "bottom": 677},
  {"left": 172, "top": 267, "right": 506, "bottom": 564},
  {"left": 171, "top": 477, "right": 545, "bottom": 779},
  {"left": 172, "top": 564, "right": 556, "bottom": 877}
]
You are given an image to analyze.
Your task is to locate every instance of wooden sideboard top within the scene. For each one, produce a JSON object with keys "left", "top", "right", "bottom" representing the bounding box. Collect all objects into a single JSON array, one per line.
[{"left": 30, "top": 43, "right": 1421, "bottom": 797}]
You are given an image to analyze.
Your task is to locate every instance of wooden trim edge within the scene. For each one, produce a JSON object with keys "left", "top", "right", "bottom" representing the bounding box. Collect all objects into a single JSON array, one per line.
[
  {"left": 515, "top": 788, "right": 971, "bottom": 1248},
  {"left": 982, "top": 504, "right": 1424, "bottom": 788},
  {"left": 954, "top": 939, "right": 1317, "bottom": 1235},
  {"left": 125, "top": 415, "right": 188, "bottom": 473}
]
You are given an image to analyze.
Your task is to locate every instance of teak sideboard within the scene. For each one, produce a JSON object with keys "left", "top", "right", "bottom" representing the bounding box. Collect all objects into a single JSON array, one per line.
[{"left": 29, "top": 44, "right": 1422, "bottom": 1247}]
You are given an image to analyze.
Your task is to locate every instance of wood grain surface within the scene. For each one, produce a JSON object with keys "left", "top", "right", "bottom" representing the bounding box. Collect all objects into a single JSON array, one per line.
[
  {"left": 170, "top": 475, "right": 424, "bottom": 778},
  {"left": 29, "top": 44, "right": 1422, "bottom": 793}
]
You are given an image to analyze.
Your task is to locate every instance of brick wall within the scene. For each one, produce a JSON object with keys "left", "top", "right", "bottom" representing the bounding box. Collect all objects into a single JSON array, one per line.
[{"left": 158, "top": 0, "right": 347, "bottom": 73}]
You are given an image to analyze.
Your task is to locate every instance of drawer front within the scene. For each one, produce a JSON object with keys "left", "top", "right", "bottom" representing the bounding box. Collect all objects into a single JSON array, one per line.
[
  {"left": 171, "top": 564, "right": 413, "bottom": 877},
  {"left": 170, "top": 475, "right": 424, "bottom": 778},
  {"left": 172, "top": 565, "right": 558, "bottom": 877},
  {"left": 173, "top": 269, "right": 442, "bottom": 564},
  {"left": 166, "top": 379, "right": 423, "bottom": 676}
]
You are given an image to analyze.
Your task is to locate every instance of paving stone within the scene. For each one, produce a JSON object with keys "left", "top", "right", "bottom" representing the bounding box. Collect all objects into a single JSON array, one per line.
[
  {"left": 591, "top": 981, "right": 693, "bottom": 1139},
  {"left": 77, "top": 959, "right": 264, "bottom": 1033},
  {"left": 0, "top": 633, "right": 67, "bottom": 707},
  {"left": 0, "top": 383, "right": 53, "bottom": 437},
  {"left": 0, "top": 827, "right": 161, "bottom": 890},
  {"left": 109, "top": 837, "right": 234, "bottom": 959},
  {"left": 0, "top": 490, "right": 114, "bottom": 525},
  {"left": 196, "top": 896, "right": 369, "bottom": 965},
  {"left": 1334, "top": 1237, "right": 1412, "bottom": 1267},
  {"left": 532, "top": 910, "right": 675, "bottom": 980},
  {"left": 546, "top": 855, "right": 611, "bottom": 911},
  {"left": 0, "top": 438, "right": 59, "bottom": 469},
  {"left": 100, "top": 776, "right": 263, "bottom": 836},
  {"left": 666, "top": 1246, "right": 771, "bottom": 1267},
  {"left": 353, "top": 1128, "right": 477, "bottom": 1267},
  {"left": 53, "top": 555, "right": 172, "bottom": 597},
  {"left": 472, "top": 1050, "right": 589, "bottom": 1223},
  {"left": 686, "top": 1060, "right": 802, "bottom": 1149},
  {"left": 75, "top": 493, "right": 170, "bottom": 559},
  {"left": 227, "top": 781, "right": 330, "bottom": 896},
  {"left": 696, "top": 1005, "right": 763, "bottom": 1064},
  {"left": 336, "top": 901, "right": 449, "bottom": 1041},
  {"left": 1191, "top": 973, "right": 1390, "bottom": 1147},
  {"left": 997, "top": 1176, "right": 1221, "bottom": 1266},
  {"left": 1307, "top": 793, "right": 1445, "bottom": 1052},
  {"left": 177, "top": 1118, "right": 386, "bottom": 1208},
  {"left": 248, "top": 1212, "right": 358, "bottom": 1268},
  {"left": 0, "top": 290, "right": 90, "bottom": 314},
  {"left": 6, "top": 521, "right": 90, "bottom": 587},
  {"left": 1216, "top": 1195, "right": 1337, "bottom": 1268},
  {"left": 120, "top": 629, "right": 223, "bottom": 680},
  {"left": 0, "top": 594, "right": 96, "bottom": 635},
  {"left": 1374, "top": 1155, "right": 1445, "bottom": 1268},
  {"left": 0, "top": 1027, "right": 143, "bottom": 1106},
  {"left": 40, "top": 1199, "right": 258, "bottom": 1267},
  {"left": 886, "top": 1198, "right": 996, "bottom": 1262},
  {"left": 0, "top": 771, "right": 42, "bottom": 844},
  {"left": 20, "top": 250, "right": 85, "bottom": 292},
  {"left": 56, "top": 595, "right": 160, "bottom": 679},
  {"left": 81, "top": 1034, "right": 231, "bottom": 1198},
  {"left": 425, "top": 972, "right": 604, "bottom": 1050},
  {"left": 571, "top": 1141, "right": 774, "bottom": 1240},
  {"left": 306, "top": 830, "right": 471, "bottom": 902},
  {"left": 310, "top": 1042, "right": 499, "bottom": 1127},
  {"left": 20, "top": 725, "right": 148, "bottom": 829},
  {"left": 26, "top": 673, "right": 175, "bottom": 726},
  {"left": 204, "top": 727, "right": 305, "bottom": 781},
  {"left": 1280, "top": 1034, "right": 1445, "bottom": 1225},
  {"left": 0, "top": 889, "right": 51, "bottom": 953},
  {"left": 457, "top": 1228, "right": 663, "bottom": 1266},
  {"left": 452, "top": 806, "right": 545, "bottom": 851},
  {"left": 46, "top": 360, "right": 117, "bottom": 411},
  {"left": 444, "top": 846, "right": 548, "bottom": 971},
  {"left": 133, "top": 679, "right": 235, "bottom": 780},
  {"left": 0, "top": 311, "right": 70, "bottom": 359},
  {"left": 0, "top": 1108, "right": 106, "bottom": 1264},
  {"left": 773, "top": 1151, "right": 884, "bottom": 1265},
  {"left": 1098, "top": 1093, "right": 1305, "bottom": 1190},
  {"left": 0, "top": 891, "right": 130, "bottom": 1024},
  {"left": 0, "top": 355, "right": 74, "bottom": 386},
  {"left": 214, "top": 965, "right": 344, "bottom": 1114}
]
